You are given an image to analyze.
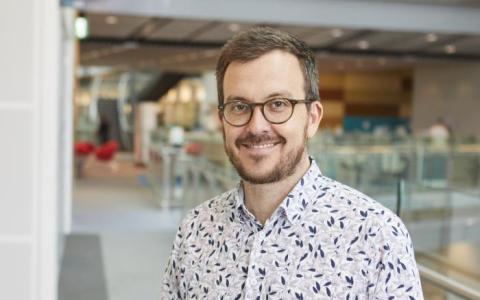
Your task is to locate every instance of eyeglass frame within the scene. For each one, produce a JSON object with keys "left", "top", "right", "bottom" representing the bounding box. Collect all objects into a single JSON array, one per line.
[{"left": 218, "top": 98, "right": 318, "bottom": 127}]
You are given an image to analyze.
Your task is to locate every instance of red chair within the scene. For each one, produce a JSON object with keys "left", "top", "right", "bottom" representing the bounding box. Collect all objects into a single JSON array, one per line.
[
  {"left": 74, "top": 141, "right": 95, "bottom": 156},
  {"left": 95, "top": 140, "right": 118, "bottom": 161}
]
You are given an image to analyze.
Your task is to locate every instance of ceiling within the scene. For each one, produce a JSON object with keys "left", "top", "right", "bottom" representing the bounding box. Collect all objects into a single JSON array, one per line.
[{"left": 79, "top": 12, "right": 480, "bottom": 73}]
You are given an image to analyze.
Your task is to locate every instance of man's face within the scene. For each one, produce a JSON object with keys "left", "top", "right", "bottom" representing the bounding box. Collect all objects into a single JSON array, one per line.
[{"left": 220, "top": 50, "right": 322, "bottom": 184}]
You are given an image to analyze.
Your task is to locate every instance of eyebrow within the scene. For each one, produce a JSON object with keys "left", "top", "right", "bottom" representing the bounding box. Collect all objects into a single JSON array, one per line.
[
  {"left": 225, "top": 95, "right": 250, "bottom": 102},
  {"left": 225, "top": 91, "right": 294, "bottom": 103}
]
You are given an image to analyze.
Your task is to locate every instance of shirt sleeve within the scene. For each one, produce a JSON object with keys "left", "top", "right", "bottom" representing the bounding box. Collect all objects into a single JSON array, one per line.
[
  {"left": 160, "top": 225, "right": 184, "bottom": 299},
  {"left": 370, "top": 216, "right": 424, "bottom": 300}
]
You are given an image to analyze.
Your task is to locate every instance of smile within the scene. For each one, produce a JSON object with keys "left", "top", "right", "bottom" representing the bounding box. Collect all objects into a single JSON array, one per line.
[
  {"left": 235, "top": 134, "right": 286, "bottom": 153},
  {"left": 247, "top": 143, "right": 275, "bottom": 149}
]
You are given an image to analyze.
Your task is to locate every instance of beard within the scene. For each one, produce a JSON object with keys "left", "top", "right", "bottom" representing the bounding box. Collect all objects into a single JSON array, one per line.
[{"left": 223, "top": 125, "right": 308, "bottom": 185}]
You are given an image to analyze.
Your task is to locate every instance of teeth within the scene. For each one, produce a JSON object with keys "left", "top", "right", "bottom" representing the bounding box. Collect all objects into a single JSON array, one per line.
[{"left": 250, "top": 143, "right": 274, "bottom": 149}]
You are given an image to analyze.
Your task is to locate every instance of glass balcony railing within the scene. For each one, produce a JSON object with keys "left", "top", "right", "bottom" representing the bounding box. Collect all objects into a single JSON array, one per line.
[
  {"left": 309, "top": 141, "right": 480, "bottom": 299},
  {"left": 148, "top": 136, "right": 480, "bottom": 299},
  {"left": 404, "top": 184, "right": 480, "bottom": 300}
]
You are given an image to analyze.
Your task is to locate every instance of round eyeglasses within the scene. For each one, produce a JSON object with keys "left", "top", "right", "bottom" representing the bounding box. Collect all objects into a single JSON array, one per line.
[{"left": 218, "top": 98, "right": 315, "bottom": 127}]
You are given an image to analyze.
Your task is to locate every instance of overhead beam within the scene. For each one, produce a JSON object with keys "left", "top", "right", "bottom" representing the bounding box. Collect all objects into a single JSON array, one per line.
[
  {"left": 323, "top": 30, "right": 373, "bottom": 48},
  {"left": 81, "top": 37, "right": 480, "bottom": 61},
  {"left": 77, "top": 0, "right": 480, "bottom": 35},
  {"left": 136, "top": 72, "right": 187, "bottom": 102}
]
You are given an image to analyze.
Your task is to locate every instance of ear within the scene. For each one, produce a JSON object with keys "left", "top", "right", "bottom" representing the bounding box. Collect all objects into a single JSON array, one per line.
[
  {"left": 306, "top": 101, "right": 323, "bottom": 139},
  {"left": 217, "top": 108, "right": 223, "bottom": 121},
  {"left": 217, "top": 109, "right": 225, "bottom": 129}
]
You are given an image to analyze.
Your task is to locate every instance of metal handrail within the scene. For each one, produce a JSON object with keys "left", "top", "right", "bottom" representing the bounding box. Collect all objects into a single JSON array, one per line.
[{"left": 418, "top": 264, "right": 480, "bottom": 300}]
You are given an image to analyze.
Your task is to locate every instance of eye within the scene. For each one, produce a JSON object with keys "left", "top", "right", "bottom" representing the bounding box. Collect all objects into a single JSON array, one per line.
[
  {"left": 228, "top": 102, "right": 249, "bottom": 114},
  {"left": 267, "top": 99, "right": 289, "bottom": 111}
]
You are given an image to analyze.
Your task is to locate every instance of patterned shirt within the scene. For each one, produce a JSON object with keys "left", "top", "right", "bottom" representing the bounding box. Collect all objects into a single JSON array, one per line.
[{"left": 162, "top": 160, "right": 423, "bottom": 299}]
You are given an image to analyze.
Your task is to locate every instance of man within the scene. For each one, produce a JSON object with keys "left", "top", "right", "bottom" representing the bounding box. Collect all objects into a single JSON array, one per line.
[{"left": 162, "top": 27, "right": 423, "bottom": 299}]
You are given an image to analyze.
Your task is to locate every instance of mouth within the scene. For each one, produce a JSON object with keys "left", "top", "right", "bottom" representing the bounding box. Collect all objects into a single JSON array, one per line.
[
  {"left": 239, "top": 141, "right": 283, "bottom": 158},
  {"left": 235, "top": 134, "right": 286, "bottom": 157},
  {"left": 242, "top": 142, "right": 278, "bottom": 149}
]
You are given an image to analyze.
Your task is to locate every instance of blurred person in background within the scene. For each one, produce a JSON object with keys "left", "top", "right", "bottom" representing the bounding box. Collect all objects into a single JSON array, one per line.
[
  {"left": 162, "top": 27, "right": 423, "bottom": 299},
  {"left": 428, "top": 117, "right": 451, "bottom": 147},
  {"left": 97, "top": 114, "right": 111, "bottom": 145}
]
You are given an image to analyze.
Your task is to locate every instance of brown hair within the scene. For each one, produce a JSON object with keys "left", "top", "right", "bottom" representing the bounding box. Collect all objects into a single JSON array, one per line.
[{"left": 216, "top": 26, "right": 319, "bottom": 106}]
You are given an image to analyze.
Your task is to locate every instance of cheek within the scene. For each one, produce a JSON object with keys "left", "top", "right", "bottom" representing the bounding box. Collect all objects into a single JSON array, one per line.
[
  {"left": 278, "top": 121, "right": 307, "bottom": 144},
  {"left": 223, "top": 128, "right": 240, "bottom": 147},
  {"left": 288, "top": 132, "right": 305, "bottom": 146}
]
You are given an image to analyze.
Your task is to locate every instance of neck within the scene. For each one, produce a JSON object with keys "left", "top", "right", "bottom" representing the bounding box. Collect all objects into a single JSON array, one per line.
[{"left": 242, "top": 153, "right": 311, "bottom": 225}]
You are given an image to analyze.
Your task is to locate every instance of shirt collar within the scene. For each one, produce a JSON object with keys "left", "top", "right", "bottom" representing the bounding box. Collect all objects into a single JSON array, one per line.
[
  {"left": 232, "top": 183, "right": 263, "bottom": 230},
  {"left": 232, "top": 158, "right": 324, "bottom": 227},
  {"left": 277, "top": 159, "right": 323, "bottom": 224}
]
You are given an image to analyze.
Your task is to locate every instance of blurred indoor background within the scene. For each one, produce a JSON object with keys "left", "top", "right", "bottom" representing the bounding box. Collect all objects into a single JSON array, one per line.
[{"left": 1, "top": 0, "right": 480, "bottom": 299}]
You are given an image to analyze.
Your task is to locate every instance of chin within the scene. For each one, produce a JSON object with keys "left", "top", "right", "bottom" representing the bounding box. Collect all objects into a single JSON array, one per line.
[
  {"left": 234, "top": 153, "right": 306, "bottom": 185},
  {"left": 240, "top": 169, "right": 283, "bottom": 185}
]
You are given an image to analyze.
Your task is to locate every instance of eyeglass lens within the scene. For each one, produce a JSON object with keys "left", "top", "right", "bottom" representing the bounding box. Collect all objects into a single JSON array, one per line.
[{"left": 223, "top": 98, "right": 293, "bottom": 126}]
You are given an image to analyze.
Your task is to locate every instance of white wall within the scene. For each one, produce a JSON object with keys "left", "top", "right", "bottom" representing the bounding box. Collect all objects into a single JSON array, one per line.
[
  {"left": 0, "top": 1, "right": 63, "bottom": 299},
  {"left": 412, "top": 63, "right": 480, "bottom": 139}
]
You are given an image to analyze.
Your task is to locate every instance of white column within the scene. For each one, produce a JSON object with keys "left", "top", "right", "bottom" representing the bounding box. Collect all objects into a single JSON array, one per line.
[
  {"left": 134, "top": 102, "right": 158, "bottom": 165},
  {"left": 59, "top": 8, "right": 76, "bottom": 236},
  {"left": 0, "top": 1, "right": 62, "bottom": 300}
]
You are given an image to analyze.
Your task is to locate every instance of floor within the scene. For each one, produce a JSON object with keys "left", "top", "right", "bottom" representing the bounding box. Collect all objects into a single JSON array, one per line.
[
  {"left": 59, "top": 154, "right": 180, "bottom": 300},
  {"left": 59, "top": 234, "right": 108, "bottom": 300}
]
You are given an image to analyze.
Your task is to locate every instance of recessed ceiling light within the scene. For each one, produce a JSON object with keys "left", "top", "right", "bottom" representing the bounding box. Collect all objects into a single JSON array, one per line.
[
  {"left": 105, "top": 16, "right": 118, "bottom": 25},
  {"left": 228, "top": 23, "right": 241, "bottom": 32},
  {"left": 445, "top": 44, "right": 456, "bottom": 54},
  {"left": 331, "top": 28, "right": 343, "bottom": 38},
  {"left": 123, "top": 41, "right": 139, "bottom": 49},
  {"left": 357, "top": 40, "right": 370, "bottom": 50},
  {"left": 426, "top": 33, "right": 438, "bottom": 43}
]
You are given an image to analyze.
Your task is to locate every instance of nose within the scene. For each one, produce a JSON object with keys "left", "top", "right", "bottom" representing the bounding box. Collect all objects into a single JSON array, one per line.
[{"left": 245, "top": 105, "right": 271, "bottom": 133}]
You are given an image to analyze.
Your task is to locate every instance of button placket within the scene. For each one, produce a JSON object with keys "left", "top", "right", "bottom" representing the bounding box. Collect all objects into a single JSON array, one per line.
[{"left": 244, "top": 229, "right": 266, "bottom": 299}]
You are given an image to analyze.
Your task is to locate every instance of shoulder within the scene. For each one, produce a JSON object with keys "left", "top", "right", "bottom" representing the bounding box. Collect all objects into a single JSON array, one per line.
[{"left": 313, "top": 176, "right": 412, "bottom": 245}]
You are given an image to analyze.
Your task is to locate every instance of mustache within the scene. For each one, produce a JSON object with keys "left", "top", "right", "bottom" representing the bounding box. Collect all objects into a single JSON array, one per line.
[{"left": 235, "top": 133, "right": 286, "bottom": 147}]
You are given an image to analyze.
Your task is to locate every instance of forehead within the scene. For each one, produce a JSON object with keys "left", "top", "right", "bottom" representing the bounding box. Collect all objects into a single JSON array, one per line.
[{"left": 223, "top": 50, "right": 305, "bottom": 101}]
